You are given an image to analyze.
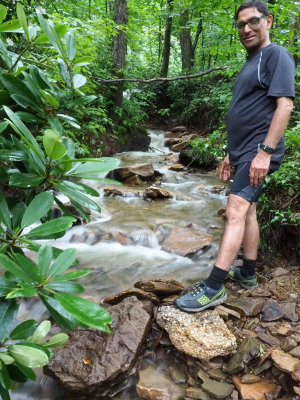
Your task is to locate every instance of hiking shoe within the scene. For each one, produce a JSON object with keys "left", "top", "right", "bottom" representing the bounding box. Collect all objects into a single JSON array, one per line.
[
  {"left": 228, "top": 265, "right": 258, "bottom": 289},
  {"left": 174, "top": 281, "right": 227, "bottom": 313}
]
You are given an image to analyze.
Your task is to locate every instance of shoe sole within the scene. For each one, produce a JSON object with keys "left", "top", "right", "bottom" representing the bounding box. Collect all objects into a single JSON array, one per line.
[
  {"left": 228, "top": 275, "right": 258, "bottom": 289},
  {"left": 174, "top": 293, "right": 227, "bottom": 313}
]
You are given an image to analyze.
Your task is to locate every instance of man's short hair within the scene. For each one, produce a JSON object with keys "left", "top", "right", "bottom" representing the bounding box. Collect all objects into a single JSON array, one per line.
[{"left": 235, "top": 1, "right": 271, "bottom": 20}]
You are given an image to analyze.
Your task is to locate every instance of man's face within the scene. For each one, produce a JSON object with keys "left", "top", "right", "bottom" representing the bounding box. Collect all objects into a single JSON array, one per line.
[{"left": 237, "top": 7, "right": 273, "bottom": 53}]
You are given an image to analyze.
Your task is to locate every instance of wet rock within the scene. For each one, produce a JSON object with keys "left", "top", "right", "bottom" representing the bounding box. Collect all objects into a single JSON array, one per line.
[
  {"left": 271, "top": 349, "right": 300, "bottom": 373},
  {"left": 123, "top": 175, "right": 144, "bottom": 186},
  {"left": 280, "top": 301, "right": 298, "bottom": 322},
  {"left": 232, "top": 376, "right": 276, "bottom": 400},
  {"left": 241, "top": 373, "right": 261, "bottom": 384},
  {"left": 262, "top": 300, "right": 284, "bottom": 321},
  {"left": 45, "top": 296, "right": 152, "bottom": 395},
  {"left": 169, "top": 365, "right": 186, "bottom": 384},
  {"left": 168, "top": 164, "right": 185, "bottom": 171},
  {"left": 257, "top": 333, "right": 281, "bottom": 347},
  {"left": 180, "top": 133, "right": 198, "bottom": 143},
  {"left": 186, "top": 387, "right": 212, "bottom": 399},
  {"left": 162, "top": 226, "right": 213, "bottom": 257},
  {"left": 251, "top": 286, "right": 273, "bottom": 298},
  {"left": 170, "top": 142, "right": 188, "bottom": 152},
  {"left": 136, "top": 365, "right": 186, "bottom": 400},
  {"left": 273, "top": 267, "right": 290, "bottom": 277},
  {"left": 165, "top": 137, "right": 181, "bottom": 147},
  {"left": 207, "top": 368, "right": 227, "bottom": 381},
  {"left": 103, "top": 185, "right": 140, "bottom": 197},
  {"left": 134, "top": 278, "right": 184, "bottom": 296},
  {"left": 253, "top": 359, "right": 273, "bottom": 375},
  {"left": 211, "top": 185, "right": 226, "bottom": 194},
  {"left": 215, "top": 305, "right": 241, "bottom": 319},
  {"left": 109, "top": 163, "right": 161, "bottom": 183},
  {"left": 172, "top": 126, "right": 188, "bottom": 133},
  {"left": 156, "top": 306, "right": 237, "bottom": 361},
  {"left": 144, "top": 186, "right": 173, "bottom": 200},
  {"left": 165, "top": 131, "right": 180, "bottom": 138},
  {"left": 290, "top": 346, "right": 300, "bottom": 359},
  {"left": 202, "top": 378, "right": 234, "bottom": 399},
  {"left": 281, "top": 337, "right": 297, "bottom": 352},
  {"left": 227, "top": 337, "right": 260, "bottom": 375},
  {"left": 224, "top": 295, "right": 265, "bottom": 317},
  {"left": 103, "top": 288, "right": 159, "bottom": 305}
]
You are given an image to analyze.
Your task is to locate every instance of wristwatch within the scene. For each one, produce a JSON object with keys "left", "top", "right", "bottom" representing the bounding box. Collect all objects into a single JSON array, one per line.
[{"left": 260, "top": 144, "right": 275, "bottom": 154}]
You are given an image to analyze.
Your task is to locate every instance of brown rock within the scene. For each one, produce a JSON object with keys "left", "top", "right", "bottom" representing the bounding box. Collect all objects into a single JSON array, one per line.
[
  {"left": 170, "top": 142, "right": 187, "bottom": 152},
  {"left": 273, "top": 267, "right": 290, "bottom": 277},
  {"left": 207, "top": 368, "right": 227, "bottom": 381},
  {"left": 168, "top": 164, "right": 185, "bottom": 171},
  {"left": 232, "top": 376, "right": 276, "bottom": 400},
  {"left": 134, "top": 278, "right": 184, "bottom": 295},
  {"left": 156, "top": 306, "right": 237, "bottom": 360},
  {"left": 280, "top": 301, "right": 298, "bottom": 322},
  {"left": 123, "top": 175, "right": 144, "bottom": 186},
  {"left": 162, "top": 227, "right": 213, "bottom": 256},
  {"left": 202, "top": 378, "right": 234, "bottom": 399},
  {"left": 294, "top": 386, "right": 300, "bottom": 395},
  {"left": 281, "top": 337, "right": 297, "bottom": 352},
  {"left": 241, "top": 374, "right": 261, "bottom": 384},
  {"left": 144, "top": 186, "right": 173, "bottom": 200},
  {"left": 165, "top": 131, "right": 180, "bottom": 138},
  {"left": 172, "top": 126, "right": 188, "bottom": 133},
  {"left": 165, "top": 137, "right": 181, "bottom": 147},
  {"left": 257, "top": 333, "right": 281, "bottom": 347},
  {"left": 277, "top": 323, "right": 294, "bottom": 336},
  {"left": 186, "top": 387, "right": 212, "bottom": 399},
  {"left": 44, "top": 296, "right": 152, "bottom": 395},
  {"left": 109, "top": 163, "right": 158, "bottom": 182},
  {"left": 224, "top": 295, "right": 265, "bottom": 317},
  {"left": 262, "top": 300, "right": 284, "bottom": 321},
  {"left": 103, "top": 288, "right": 159, "bottom": 305},
  {"left": 271, "top": 349, "right": 300, "bottom": 373},
  {"left": 227, "top": 337, "right": 260, "bottom": 375},
  {"left": 290, "top": 346, "right": 300, "bottom": 359},
  {"left": 293, "top": 368, "right": 300, "bottom": 382}
]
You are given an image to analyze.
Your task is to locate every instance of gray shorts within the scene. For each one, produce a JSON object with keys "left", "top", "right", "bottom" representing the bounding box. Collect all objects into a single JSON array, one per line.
[{"left": 230, "top": 161, "right": 280, "bottom": 203}]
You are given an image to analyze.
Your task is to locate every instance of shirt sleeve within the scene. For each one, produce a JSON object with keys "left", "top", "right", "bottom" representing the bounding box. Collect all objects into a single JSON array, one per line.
[{"left": 266, "top": 46, "right": 295, "bottom": 99}]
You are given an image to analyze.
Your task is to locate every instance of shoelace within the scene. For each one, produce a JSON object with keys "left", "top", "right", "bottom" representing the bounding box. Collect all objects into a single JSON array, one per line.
[{"left": 191, "top": 282, "right": 205, "bottom": 297}]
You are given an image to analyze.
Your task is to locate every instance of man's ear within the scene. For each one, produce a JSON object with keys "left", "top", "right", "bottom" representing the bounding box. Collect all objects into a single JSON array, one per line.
[{"left": 266, "top": 15, "right": 273, "bottom": 29}]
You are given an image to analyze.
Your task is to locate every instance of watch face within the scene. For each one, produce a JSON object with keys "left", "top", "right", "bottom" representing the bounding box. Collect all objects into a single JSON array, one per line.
[{"left": 261, "top": 145, "right": 274, "bottom": 154}]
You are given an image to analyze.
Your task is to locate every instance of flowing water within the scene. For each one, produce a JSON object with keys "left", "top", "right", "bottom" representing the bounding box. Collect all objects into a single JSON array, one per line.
[{"left": 12, "top": 129, "right": 229, "bottom": 400}]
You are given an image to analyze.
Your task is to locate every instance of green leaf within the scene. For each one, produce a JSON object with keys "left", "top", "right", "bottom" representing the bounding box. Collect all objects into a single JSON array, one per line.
[
  {"left": 36, "top": 23, "right": 68, "bottom": 44},
  {"left": 0, "top": 278, "right": 17, "bottom": 298},
  {"left": 73, "top": 74, "right": 86, "bottom": 89},
  {"left": 27, "top": 320, "right": 51, "bottom": 344},
  {"left": 39, "top": 294, "right": 76, "bottom": 331},
  {"left": 11, "top": 254, "right": 41, "bottom": 283},
  {"left": 0, "top": 355, "right": 14, "bottom": 366},
  {"left": 6, "top": 287, "right": 37, "bottom": 299},
  {"left": 3, "top": 106, "right": 44, "bottom": 159},
  {"left": 54, "top": 182, "right": 101, "bottom": 213},
  {"left": 10, "top": 320, "right": 38, "bottom": 340},
  {"left": 0, "top": 360, "right": 10, "bottom": 390},
  {"left": 26, "top": 216, "right": 75, "bottom": 239},
  {"left": 38, "top": 244, "right": 53, "bottom": 276},
  {"left": 8, "top": 344, "right": 48, "bottom": 368},
  {"left": 43, "top": 129, "right": 66, "bottom": 160},
  {"left": 73, "top": 56, "right": 94, "bottom": 67},
  {"left": 65, "top": 32, "right": 76, "bottom": 61},
  {"left": 0, "top": 385, "right": 10, "bottom": 400},
  {"left": 69, "top": 199, "right": 90, "bottom": 221},
  {"left": 51, "top": 270, "right": 92, "bottom": 282},
  {"left": 57, "top": 58, "right": 70, "bottom": 86},
  {"left": 28, "top": 25, "right": 37, "bottom": 41},
  {"left": 0, "top": 5, "right": 7, "bottom": 24},
  {"left": 54, "top": 293, "right": 112, "bottom": 333},
  {"left": 40, "top": 90, "right": 60, "bottom": 108},
  {"left": 66, "top": 158, "right": 120, "bottom": 176},
  {"left": 21, "top": 192, "right": 54, "bottom": 228},
  {"left": 9, "top": 172, "right": 44, "bottom": 188},
  {"left": 35, "top": 10, "right": 65, "bottom": 58},
  {"left": 45, "top": 281, "right": 84, "bottom": 294},
  {"left": 0, "top": 150, "right": 27, "bottom": 162},
  {"left": 16, "top": 3, "right": 29, "bottom": 39},
  {"left": 12, "top": 202, "right": 26, "bottom": 231},
  {"left": 0, "top": 299, "right": 19, "bottom": 340},
  {"left": 7, "top": 362, "right": 36, "bottom": 381},
  {"left": 1, "top": 75, "right": 37, "bottom": 106},
  {"left": 0, "top": 91, "right": 11, "bottom": 106},
  {"left": 0, "top": 192, "right": 11, "bottom": 229},
  {"left": 42, "top": 333, "right": 68, "bottom": 348},
  {"left": 48, "top": 248, "right": 77, "bottom": 278},
  {"left": 0, "top": 255, "right": 33, "bottom": 283},
  {"left": 60, "top": 180, "right": 100, "bottom": 197},
  {"left": 66, "top": 95, "right": 96, "bottom": 108},
  {"left": 0, "top": 20, "right": 22, "bottom": 33}
]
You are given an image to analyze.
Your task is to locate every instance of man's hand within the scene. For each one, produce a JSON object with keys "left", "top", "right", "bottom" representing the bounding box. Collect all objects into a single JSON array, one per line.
[
  {"left": 249, "top": 150, "right": 271, "bottom": 186},
  {"left": 219, "top": 154, "right": 231, "bottom": 181}
]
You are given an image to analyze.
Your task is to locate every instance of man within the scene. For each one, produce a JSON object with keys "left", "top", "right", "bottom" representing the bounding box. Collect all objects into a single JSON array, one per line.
[{"left": 175, "top": 0, "right": 295, "bottom": 313}]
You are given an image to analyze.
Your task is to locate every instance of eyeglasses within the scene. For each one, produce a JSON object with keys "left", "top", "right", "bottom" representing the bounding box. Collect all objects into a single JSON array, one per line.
[{"left": 236, "top": 15, "right": 266, "bottom": 31}]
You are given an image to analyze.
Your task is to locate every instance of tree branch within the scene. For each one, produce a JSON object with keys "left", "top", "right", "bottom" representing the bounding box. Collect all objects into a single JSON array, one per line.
[{"left": 90, "top": 66, "right": 229, "bottom": 84}]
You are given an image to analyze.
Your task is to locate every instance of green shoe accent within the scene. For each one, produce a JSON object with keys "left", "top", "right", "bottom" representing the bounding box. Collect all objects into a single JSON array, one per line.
[{"left": 228, "top": 265, "right": 258, "bottom": 289}]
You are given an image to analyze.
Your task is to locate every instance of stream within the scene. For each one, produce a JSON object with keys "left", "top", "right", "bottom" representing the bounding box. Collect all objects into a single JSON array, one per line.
[{"left": 12, "top": 129, "right": 229, "bottom": 400}]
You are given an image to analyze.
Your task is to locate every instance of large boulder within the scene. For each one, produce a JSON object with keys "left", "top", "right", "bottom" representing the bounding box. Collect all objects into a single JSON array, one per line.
[
  {"left": 44, "top": 296, "right": 152, "bottom": 396},
  {"left": 156, "top": 305, "right": 237, "bottom": 360},
  {"left": 108, "top": 163, "right": 163, "bottom": 184}
]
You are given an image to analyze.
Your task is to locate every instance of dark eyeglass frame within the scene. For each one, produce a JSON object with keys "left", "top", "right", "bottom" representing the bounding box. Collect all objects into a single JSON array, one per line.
[{"left": 236, "top": 15, "right": 267, "bottom": 31}]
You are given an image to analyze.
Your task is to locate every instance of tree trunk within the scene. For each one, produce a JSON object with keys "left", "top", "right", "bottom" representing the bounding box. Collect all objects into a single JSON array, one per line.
[
  {"left": 111, "top": 0, "right": 128, "bottom": 108},
  {"left": 160, "top": 0, "right": 173, "bottom": 78},
  {"left": 179, "top": 8, "right": 192, "bottom": 72}
]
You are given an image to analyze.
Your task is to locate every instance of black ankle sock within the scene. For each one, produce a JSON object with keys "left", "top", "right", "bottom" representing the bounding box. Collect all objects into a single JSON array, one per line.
[
  {"left": 241, "top": 259, "right": 256, "bottom": 277},
  {"left": 205, "top": 266, "right": 228, "bottom": 290}
]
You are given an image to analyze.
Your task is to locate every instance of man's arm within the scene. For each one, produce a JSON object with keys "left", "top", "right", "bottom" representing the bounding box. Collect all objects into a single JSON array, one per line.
[{"left": 249, "top": 96, "right": 294, "bottom": 187}]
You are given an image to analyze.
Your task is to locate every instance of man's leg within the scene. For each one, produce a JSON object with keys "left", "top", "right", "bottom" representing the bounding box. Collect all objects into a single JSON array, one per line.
[{"left": 242, "top": 202, "right": 259, "bottom": 260}]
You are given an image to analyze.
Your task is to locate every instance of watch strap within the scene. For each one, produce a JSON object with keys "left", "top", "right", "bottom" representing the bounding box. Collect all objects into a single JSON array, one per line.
[{"left": 261, "top": 144, "right": 275, "bottom": 154}]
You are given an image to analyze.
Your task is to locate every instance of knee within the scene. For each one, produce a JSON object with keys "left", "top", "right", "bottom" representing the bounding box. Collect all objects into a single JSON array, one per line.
[{"left": 225, "top": 197, "right": 249, "bottom": 223}]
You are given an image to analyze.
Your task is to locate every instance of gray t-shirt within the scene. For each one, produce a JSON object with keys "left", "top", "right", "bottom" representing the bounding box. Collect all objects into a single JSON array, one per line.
[{"left": 226, "top": 43, "right": 295, "bottom": 166}]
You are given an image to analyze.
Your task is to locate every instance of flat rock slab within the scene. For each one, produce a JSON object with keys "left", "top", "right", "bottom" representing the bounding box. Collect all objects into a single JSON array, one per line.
[
  {"left": 290, "top": 346, "right": 300, "bottom": 359},
  {"left": 224, "top": 296, "right": 265, "bottom": 317},
  {"left": 45, "top": 296, "right": 152, "bottom": 395},
  {"left": 168, "top": 164, "right": 185, "bottom": 171},
  {"left": 227, "top": 337, "right": 261, "bottom": 375},
  {"left": 103, "top": 288, "right": 159, "bottom": 305},
  {"left": 136, "top": 365, "right": 186, "bottom": 400},
  {"left": 232, "top": 376, "right": 276, "bottom": 400},
  {"left": 134, "top": 278, "right": 184, "bottom": 295},
  {"left": 271, "top": 349, "right": 300, "bottom": 373},
  {"left": 144, "top": 186, "right": 173, "bottom": 200},
  {"left": 162, "top": 226, "right": 213, "bottom": 256},
  {"left": 156, "top": 306, "right": 237, "bottom": 360},
  {"left": 262, "top": 300, "right": 284, "bottom": 321},
  {"left": 186, "top": 387, "right": 212, "bottom": 399},
  {"left": 202, "top": 378, "right": 234, "bottom": 399},
  {"left": 274, "top": 267, "right": 290, "bottom": 277}
]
